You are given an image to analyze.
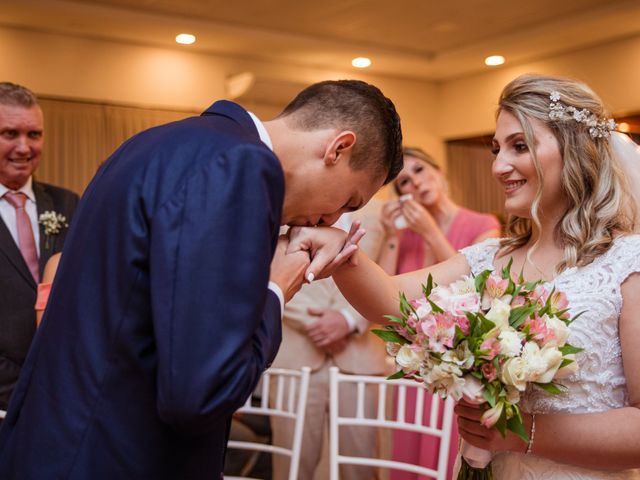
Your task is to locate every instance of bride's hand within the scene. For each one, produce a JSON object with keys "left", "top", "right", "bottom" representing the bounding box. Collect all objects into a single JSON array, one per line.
[
  {"left": 287, "top": 222, "right": 366, "bottom": 282},
  {"left": 455, "top": 400, "right": 531, "bottom": 453}
]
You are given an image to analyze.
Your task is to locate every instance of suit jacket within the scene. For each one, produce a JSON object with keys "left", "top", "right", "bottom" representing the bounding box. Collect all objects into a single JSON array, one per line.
[
  {"left": 0, "top": 180, "right": 78, "bottom": 410},
  {"left": 0, "top": 101, "right": 284, "bottom": 479},
  {"left": 273, "top": 200, "right": 389, "bottom": 376}
]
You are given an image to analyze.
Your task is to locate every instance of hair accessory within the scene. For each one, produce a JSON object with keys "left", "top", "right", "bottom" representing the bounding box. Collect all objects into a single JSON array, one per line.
[{"left": 548, "top": 91, "right": 616, "bottom": 139}]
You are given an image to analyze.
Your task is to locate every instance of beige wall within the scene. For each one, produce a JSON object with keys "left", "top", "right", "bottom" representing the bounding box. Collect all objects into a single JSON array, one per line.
[{"left": 437, "top": 35, "right": 640, "bottom": 140}]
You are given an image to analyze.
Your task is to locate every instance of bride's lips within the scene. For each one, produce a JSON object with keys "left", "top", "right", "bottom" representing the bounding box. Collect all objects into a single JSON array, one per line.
[{"left": 503, "top": 179, "right": 526, "bottom": 195}]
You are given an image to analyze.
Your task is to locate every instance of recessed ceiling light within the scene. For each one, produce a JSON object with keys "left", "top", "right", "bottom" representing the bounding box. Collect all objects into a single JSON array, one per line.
[
  {"left": 175, "top": 33, "right": 196, "bottom": 45},
  {"left": 352, "top": 57, "right": 372, "bottom": 68},
  {"left": 618, "top": 122, "right": 630, "bottom": 133},
  {"left": 484, "top": 55, "right": 505, "bottom": 66}
]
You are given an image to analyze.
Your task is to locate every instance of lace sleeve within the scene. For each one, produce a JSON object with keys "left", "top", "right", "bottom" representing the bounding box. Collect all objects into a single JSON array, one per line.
[
  {"left": 607, "top": 234, "right": 640, "bottom": 285},
  {"left": 459, "top": 238, "right": 501, "bottom": 275}
]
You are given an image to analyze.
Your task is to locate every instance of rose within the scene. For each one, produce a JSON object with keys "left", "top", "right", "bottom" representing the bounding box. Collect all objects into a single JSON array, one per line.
[
  {"left": 485, "top": 298, "right": 512, "bottom": 329},
  {"left": 396, "top": 345, "right": 425, "bottom": 373},
  {"left": 481, "top": 363, "right": 497, "bottom": 382},
  {"left": 422, "top": 362, "right": 465, "bottom": 400},
  {"left": 521, "top": 342, "right": 564, "bottom": 383},
  {"left": 498, "top": 329, "right": 524, "bottom": 357},
  {"left": 501, "top": 357, "right": 527, "bottom": 391}
]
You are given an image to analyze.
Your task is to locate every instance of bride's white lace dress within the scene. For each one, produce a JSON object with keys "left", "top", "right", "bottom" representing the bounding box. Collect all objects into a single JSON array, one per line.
[{"left": 460, "top": 236, "right": 640, "bottom": 479}]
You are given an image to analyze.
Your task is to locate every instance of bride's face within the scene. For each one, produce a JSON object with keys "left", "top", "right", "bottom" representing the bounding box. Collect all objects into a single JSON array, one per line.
[{"left": 491, "top": 111, "right": 565, "bottom": 220}]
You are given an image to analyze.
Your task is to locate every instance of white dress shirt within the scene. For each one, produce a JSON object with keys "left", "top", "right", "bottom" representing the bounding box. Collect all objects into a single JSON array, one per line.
[{"left": 0, "top": 176, "right": 41, "bottom": 256}]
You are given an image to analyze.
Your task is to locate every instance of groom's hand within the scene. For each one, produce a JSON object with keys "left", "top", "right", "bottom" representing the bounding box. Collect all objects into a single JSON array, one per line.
[
  {"left": 287, "top": 222, "right": 366, "bottom": 282},
  {"left": 270, "top": 235, "right": 310, "bottom": 302}
]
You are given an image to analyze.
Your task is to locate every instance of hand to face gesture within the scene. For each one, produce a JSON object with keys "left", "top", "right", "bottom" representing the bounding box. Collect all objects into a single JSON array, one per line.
[
  {"left": 305, "top": 307, "right": 350, "bottom": 354},
  {"left": 400, "top": 199, "right": 440, "bottom": 237},
  {"left": 286, "top": 221, "right": 366, "bottom": 282},
  {"left": 380, "top": 201, "right": 403, "bottom": 236},
  {"left": 455, "top": 400, "right": 530, "bottom": 454}
]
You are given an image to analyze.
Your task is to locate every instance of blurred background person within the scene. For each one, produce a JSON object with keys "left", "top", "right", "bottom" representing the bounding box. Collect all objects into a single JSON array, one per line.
[
  {"left": 377, "top": 147, "right": 500, "bottom": 480},
  {"left": 0, "top": 82, "right": 78, "bottom": 412},
  {"left": 271, "top": 200, "right": 389, "bottom": 480}
]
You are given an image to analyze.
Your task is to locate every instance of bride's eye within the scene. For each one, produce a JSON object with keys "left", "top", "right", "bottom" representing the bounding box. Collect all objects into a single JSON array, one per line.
[
  {"left": 490, "top": 146, "right": 499, "bottom": 156},
  {"left": 514, "top": 142, "right": 528, "bottom": 153}
]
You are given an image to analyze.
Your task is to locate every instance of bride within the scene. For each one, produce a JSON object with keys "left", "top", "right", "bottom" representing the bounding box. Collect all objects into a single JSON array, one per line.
[{"left": 290, "top": 73, "right": 640, "bottom": 478}]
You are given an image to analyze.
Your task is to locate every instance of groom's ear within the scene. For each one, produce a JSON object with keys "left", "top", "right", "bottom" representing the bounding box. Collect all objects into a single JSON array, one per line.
[{"left": 323, "top": 131, "right": 356, "bottom": 166}]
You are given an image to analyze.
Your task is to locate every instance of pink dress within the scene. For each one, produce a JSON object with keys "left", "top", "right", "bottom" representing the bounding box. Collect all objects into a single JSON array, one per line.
[{"left": 391, "top": 208, "right": 501, "bottom": 480}]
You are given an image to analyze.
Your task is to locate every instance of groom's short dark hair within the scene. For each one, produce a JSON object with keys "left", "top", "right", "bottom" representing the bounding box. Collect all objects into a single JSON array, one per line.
[{"left": 279, "top": 79, "right": 403, "bottom": 185}]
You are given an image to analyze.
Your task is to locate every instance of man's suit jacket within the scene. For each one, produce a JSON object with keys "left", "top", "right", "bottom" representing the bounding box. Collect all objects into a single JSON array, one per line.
[
  {"left": 0, "top": 101, "right": 284, "bottom": 479},
  {"left": 0, "top": 181, "right": 78, "bottom": 410},
  {"left": 273, "top": 200, "right": 389, "bottom": 376}
]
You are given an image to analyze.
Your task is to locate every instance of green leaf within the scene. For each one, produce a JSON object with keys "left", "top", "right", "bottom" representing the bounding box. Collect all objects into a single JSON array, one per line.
[
  {"left": 371, "top": 329, "right": 409, "bottom": 344},
  {"left": 507, "top": 415, "right": 529, "bottom": 443},
  {"left": 383, "top": 314, "right": 405, "bottom": 325},
  {"left": 474, "top": 269, "right": 491, "bottom": 294},
  {"left": 533, "top": 382, "right": 566, "bottom": 395},
  {"left": 494, "top": 405, "right": 508, "bottom": 438},
  {"left": 423, "top": 274, "right": 435, "bottom": 297},
  {"left": 428, "top": 299, "right": 444, "bottom": 313},
  {"left": 509, "top": 303, "right": 536, "bottom": 329},
  {"left": 559, "top": 358, "right": 574, "bottom": 369},
  {"left": 386, "top": 370, "right": 406, "bottom": 380},
  {"left": 559, "top": 344, "right": 583, "bottom": 355},
  {"left": 501, "top": 257, "right": 514, "bottom": 280},
  {"left": 483, "top": 383, "right": 497, "bottom": 407}
]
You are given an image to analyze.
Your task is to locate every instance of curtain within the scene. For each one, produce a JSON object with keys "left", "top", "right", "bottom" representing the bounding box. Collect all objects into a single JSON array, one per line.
[{"left": 37, "top": 98, "right": 196, "bottom": 195}]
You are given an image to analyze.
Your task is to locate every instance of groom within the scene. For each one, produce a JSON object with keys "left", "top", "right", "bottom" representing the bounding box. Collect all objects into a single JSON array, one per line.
[{"left": 0, "top": 80, "right": 403, "bottom": 479}]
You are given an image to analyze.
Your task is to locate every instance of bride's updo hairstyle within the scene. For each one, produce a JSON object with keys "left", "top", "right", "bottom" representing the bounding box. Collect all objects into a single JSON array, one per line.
[{"left": 497, "top": 73, "right": 635, "bottom": 271}]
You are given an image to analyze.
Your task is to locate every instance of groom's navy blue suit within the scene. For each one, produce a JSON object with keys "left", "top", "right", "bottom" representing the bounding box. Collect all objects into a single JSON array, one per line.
[{"left": 0, "top": 101, "right": 285, "bottom": 479}]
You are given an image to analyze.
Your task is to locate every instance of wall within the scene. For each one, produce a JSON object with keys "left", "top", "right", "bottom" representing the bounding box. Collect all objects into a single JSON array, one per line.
[{"left": 437, "top": 35, "right": 640, "bottom": 139}]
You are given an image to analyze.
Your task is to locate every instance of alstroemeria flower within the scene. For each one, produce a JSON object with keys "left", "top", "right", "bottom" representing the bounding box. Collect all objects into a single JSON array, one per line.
[
  {"left": 396, "top": 345, "right": 425, "bottom": 373},
  {"left": 421, "top": 312, "right": 456, "bottom": 353},
  {"left": 479, "top": 329, "right": 501, "bottom": 360},
  {"left": 481, "top": 401, "right": 504, "bottom": 428},
  {"left": 524, "top": 314, "right": 556, "bottom": 347},
  {"left": 486, "top": 274, "right": 509, "bottom": 299}
]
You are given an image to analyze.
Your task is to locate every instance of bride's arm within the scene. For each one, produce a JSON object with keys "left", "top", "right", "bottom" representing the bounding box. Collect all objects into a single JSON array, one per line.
[
  {"left": 456, "top": 272, "right": 640, "bottom": 470},
  {"left": 333, "top": 250, "right": 471, "bottom": 324}
]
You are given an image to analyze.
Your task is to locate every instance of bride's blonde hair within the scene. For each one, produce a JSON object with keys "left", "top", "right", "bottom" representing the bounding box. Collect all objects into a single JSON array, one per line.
[{"left": 497, "top": 73, "right": 635, "bottom": 271}]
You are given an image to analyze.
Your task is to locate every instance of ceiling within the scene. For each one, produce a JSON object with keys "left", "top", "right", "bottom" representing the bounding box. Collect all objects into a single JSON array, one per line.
[{"left": 2, "top": 0, "right": 640, "bottom": 81}]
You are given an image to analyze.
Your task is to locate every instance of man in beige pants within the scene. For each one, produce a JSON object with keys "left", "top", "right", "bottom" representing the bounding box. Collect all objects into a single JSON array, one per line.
[{"left": 271, "top": 199, "right": 390, "bottom": 479}]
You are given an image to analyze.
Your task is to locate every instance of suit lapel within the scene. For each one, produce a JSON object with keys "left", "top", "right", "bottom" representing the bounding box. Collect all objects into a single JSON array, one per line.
[
  {"left": 0, "top": 216, "right": 36, "bottom": 289},
  {"left": 34, "top": 181, "right": 54, "bottom": 273}
]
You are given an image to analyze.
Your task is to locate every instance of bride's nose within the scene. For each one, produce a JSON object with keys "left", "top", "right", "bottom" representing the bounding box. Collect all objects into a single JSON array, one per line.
[{"left": 492, "top": 153, "right": 514, "bottom": 178}]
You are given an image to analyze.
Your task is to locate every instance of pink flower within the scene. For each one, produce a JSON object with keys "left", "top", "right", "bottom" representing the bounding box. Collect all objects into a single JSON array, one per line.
[
  {"left": 479, "top": 330, "right": 501, "bottom": 360},
  {"left": 481, "top": 401, "right": 504, "bottom": 428},
  {"left": 524, "top": 315, "right": 556, "bottom": 346},
  {"left": 511, "top": 295, "right": 527, "bottom": 307},
  {"left": 449, "top": 292, "right": 481, "bottom": 316},
  {"left": 421, "top": 312, "right": 456, "bottom": 353},
  {"left": 481, "top": 363, "right": 497, "bottom": 382},
  {"left": 549, "top": 290, "right": 569, "bottom": 318},
  {"left": 530, "top": 285, "right": 550, "bottom": 307},
  {"left": 486, "top": 275, "right": 509, "bottom": 298},
  {"left": 455, "top": 315, "right": 470, "bottom": 336}
]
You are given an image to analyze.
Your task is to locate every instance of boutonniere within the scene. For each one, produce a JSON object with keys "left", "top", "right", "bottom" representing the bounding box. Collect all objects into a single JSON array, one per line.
[{"left": 38, "top": 211, "right": 69, "bottom": 248}]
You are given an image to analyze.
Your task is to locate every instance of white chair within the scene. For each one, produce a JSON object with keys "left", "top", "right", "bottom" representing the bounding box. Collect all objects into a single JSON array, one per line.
[
  {"left": 226, "top": 366, "right": 311, "bottom": 480},
  {"left": 329, "top": 366, "right": 455, "bottom": 480},
  {"left": 0, "top": 410, "right": 5, "bottom": 419}
]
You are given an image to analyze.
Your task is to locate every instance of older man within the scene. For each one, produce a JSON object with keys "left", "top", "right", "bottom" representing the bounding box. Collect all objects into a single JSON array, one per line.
[{"left": 0, "top": 82, "right": 78, "bottom": 411}]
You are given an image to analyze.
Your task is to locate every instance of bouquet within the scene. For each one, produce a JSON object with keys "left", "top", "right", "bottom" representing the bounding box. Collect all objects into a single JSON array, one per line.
[{"left": 373, "top": 260, "right": 582, "bottom": 480}]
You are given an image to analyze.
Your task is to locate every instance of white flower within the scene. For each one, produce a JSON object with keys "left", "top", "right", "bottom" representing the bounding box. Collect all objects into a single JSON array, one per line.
[
  {"left": 442, "top": 341, "right": 475, "bottom": 369},
  {"left": 550, "top": 91, "right": 561, "bottom": 102},
  {"left": 386, "top": 342, "right": 401, "bottom": 357},
  {"left": 501, "top": 357, "right": 527, "bottom": 391},
  {"left": 38, "top": 211, "right": 68, "bottom": 236},
  {"left": 498, "top": 329, "right": 524, "bottom": 357},
  {"left": 396, "top": 345, "right": 425, "bottom": 373},
  {"left": 461, "top": 375, "right": 485, "bottom": 404},
  {"left": 521, "top": 342, "right": 563, "bottom": 383},
  {"left": 413, "top": 299, "right": 432, "bottom": 320},
  {"left": 450, "top": 276, "right": 476, "bottom": 295},
  {"left": 545, "top": 316, "right": 571, "bottom": 347},
  {"left": 505, "top": 385, "right": 521, "bottom": 404},
  {"left": 555, "top": 353, "right": 579, "bottom": 379},
  {"left": 485, "top": 298, "right": 511, "bottom": 329},
  {"left": 422, "top": 362, "right": 465, "bottom": 400}
]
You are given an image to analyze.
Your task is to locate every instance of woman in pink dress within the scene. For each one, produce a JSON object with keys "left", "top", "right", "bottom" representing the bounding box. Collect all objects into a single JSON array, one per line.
[{"left": 378, "top": 147, "right": 501, "bottom": 479}]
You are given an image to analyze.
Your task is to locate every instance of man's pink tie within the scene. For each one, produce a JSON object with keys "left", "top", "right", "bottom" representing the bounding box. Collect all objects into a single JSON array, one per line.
[{"left": 4, "top": 191, "right": 40, "bottom": 283}]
